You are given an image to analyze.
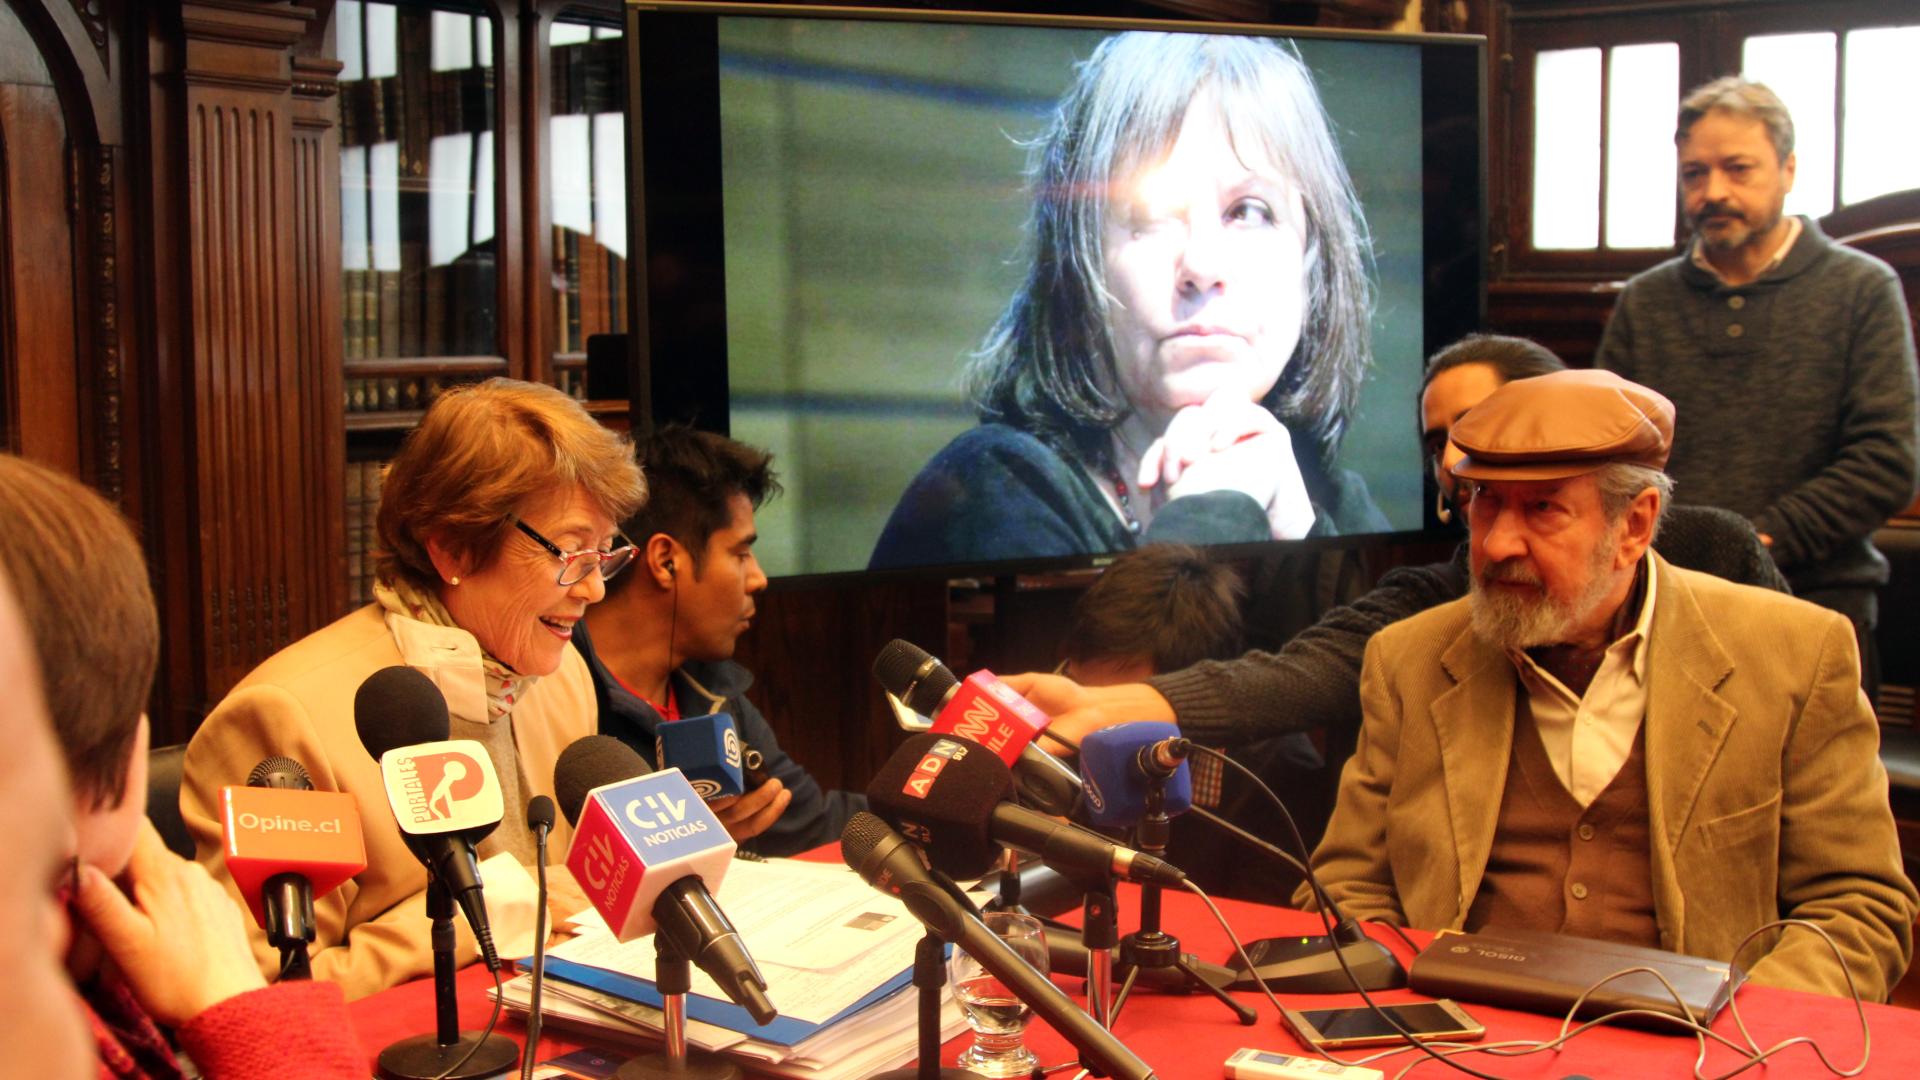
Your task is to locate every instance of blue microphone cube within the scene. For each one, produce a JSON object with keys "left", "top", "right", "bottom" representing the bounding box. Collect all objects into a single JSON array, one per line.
[
  {"left": 1079, "top": 721, "right": 1193, "bottom": 829},
  {"left": 655, "top": 712, "right": 747, "bottom": 800}
]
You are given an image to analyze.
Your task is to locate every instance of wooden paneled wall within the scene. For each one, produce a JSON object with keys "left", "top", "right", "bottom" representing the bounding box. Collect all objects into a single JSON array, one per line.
[{"left": 152, "top": 3, "right": 338, "bottom": 725}]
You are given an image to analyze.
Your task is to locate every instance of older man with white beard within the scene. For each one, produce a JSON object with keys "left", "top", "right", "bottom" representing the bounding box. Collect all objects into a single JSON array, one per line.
[{"left": 1298, "top": 369, "right": 1917, "bottom": 1001}]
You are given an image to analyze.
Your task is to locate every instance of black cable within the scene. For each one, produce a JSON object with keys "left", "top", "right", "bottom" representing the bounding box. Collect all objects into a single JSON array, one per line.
[
  {"left": 1367, "top": 916, "right": 1424, "bottom": 958},
  {"left": 1194, "top": 742, "right": 1504, "bottom": 1079},
  {"left": 430, "top": 962, "right": 507, "bottom": 1080}
]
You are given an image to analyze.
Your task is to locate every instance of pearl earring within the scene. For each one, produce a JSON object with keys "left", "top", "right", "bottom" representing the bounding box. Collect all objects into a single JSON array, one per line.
[{"left": 450, "top": 575, "right": 461, "bottom": 586}]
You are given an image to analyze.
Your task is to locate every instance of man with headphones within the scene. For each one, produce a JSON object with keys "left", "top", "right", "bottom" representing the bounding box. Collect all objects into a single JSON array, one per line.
[{"left": 574, "top": 425, "right": 866, "bottom": 855}]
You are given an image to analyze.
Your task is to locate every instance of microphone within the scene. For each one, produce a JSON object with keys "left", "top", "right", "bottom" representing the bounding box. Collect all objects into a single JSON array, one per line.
[
  {"left": 221, "top": 756, "right": 367, "bottom": 979},
  {"left": 866, "top": 732, "right": 1185, "bottom": 887},
  {"left": 354, "top": 665, "right": 505, "bottom": 971},
  {"left": 1078, "top": 722, "right": 1194, "bottom": 830},
  {"left": 555, "top": 736, "right": 776, "bottom": 1025},
  {"left": 873, "top": 639, "right": 1082, "bottom": 816},
  {"left": 522, "top": 794, "right": 557, "bottom": 1080},
  {"left": 528, "top": 794, "right": 556, "bottom": 837},
  {"left": 842, "top": 813, "right": 1155, "bottom": 1080},
  {"left": 654, "top": 712, "right": 746, "bottom": 800}
]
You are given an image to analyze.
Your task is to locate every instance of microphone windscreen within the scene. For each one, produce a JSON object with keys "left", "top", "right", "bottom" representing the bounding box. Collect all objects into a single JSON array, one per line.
[
  {"left": 1079, "top": 722, "right": 1193, "bottom": 829},
  {"left": 247, "top": 755, "right": 313, "bottom": 790},
  {"left": 872, "top": 640, "right": 959, "bottom": 718},
  {"left": 839, "top": 810, "right": 895, "bottom": 870},
  {"left": 555, "top": 735, "right": 650, "bottom": 827},
  {"left": 527, "top": 794, "right": 556, "bottom": 832},
  {"left": 866, "top": 731, "right": 1015, "bottom": 879},
  {"left": 354, "top": 665, "right": 451, "bottom": 759}
]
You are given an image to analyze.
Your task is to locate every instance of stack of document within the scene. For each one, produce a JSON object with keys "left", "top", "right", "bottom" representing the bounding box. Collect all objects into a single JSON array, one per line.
[{"left": 496, "top": 858, "right": 967, "bottom": 1079}]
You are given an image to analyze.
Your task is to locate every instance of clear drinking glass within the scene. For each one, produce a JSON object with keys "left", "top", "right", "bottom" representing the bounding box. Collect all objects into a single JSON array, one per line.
[{"left": 947, "top": 911, "right": 1049, "bottom": 1078}]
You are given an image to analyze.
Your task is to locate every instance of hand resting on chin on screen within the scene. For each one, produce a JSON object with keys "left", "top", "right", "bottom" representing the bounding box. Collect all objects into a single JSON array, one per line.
[{"left": 1137, "top": 388, "right": 1315, "bottom": 540}]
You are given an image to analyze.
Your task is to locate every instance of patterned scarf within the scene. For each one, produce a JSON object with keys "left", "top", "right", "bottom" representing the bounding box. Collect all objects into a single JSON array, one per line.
[
  {"left": 373, "top": 576, "right": 535, "bottom": 860},
  {"left": 374, "top": 578, "right": 538, "bottom": 721}
]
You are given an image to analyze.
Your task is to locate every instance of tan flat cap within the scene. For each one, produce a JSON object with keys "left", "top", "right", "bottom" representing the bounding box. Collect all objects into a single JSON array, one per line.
[{"left": 1450, "top": 368, "right": 1674, "bottom": 481}]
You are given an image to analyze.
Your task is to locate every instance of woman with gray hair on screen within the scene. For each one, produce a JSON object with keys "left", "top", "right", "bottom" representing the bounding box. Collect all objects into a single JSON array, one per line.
[{"left": 871, "top": 30, "right": 1382, "bottom": 570}]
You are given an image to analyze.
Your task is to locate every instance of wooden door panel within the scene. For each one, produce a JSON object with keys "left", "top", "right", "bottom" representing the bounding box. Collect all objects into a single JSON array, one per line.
[{"left": 0, "top": 79, "right": 77, "bottom": 467}]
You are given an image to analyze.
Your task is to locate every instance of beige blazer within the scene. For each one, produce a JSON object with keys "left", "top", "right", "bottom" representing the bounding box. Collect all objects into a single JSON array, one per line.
[
  {"left": 1302, "top": 552, "right": 1918, "bottom": 1000},
  {"left": 180, "top": 604, "right": 595, "bottom": 999}
]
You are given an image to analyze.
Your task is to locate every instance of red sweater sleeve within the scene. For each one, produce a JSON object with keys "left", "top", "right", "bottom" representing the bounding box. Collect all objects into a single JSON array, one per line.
[{"left": 176, "top": 981, "right": 365, "bottom": 1079}]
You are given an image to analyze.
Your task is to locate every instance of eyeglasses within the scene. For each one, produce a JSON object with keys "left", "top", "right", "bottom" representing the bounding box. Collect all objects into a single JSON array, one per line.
[{"left": 513, "top": 517, "right": 636, "bottom": 586}]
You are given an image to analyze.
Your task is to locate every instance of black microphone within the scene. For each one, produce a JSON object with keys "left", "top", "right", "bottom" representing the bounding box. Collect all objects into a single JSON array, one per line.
[
  {"left": 245, "top": 756, "right": 318, "bottom": 979},
  {"left": 353, "top": 664, "right": 502, "bottom": 971},
  {"left": 245, "top": 753, "right": 324, "bottom": 980},
  {"left": 873, "top": 639, "right": 1083, "bottom": 816},
  {"left": 842, "top": 813, "right": 1155, "bottom": 1080},
  {"left": 553, "top": 736, "right": 775, "bottom": 1024},
  {"left": 527, "top": 794, "right": 556, "bottom": 838},
  {"left": 1138, "top": 736, "right": 1189, "bottom": 780},
  {"left": 866, "top": 732, "right": 1185, "bottom": 887},
  {"left": 521, "top": 794, "right": 556, "bottom": 1080}
]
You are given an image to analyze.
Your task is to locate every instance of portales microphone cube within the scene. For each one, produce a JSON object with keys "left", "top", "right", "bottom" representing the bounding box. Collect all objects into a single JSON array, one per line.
[
  {"left": 566, "top": 767, "right": 736, "bottom": 941},
  {"left": 377, "top": 738, "right": 506, "bottom": 836},
  {"left": 220, "top": 786, "right": 368, "bottom": 927},
  {"left": 654, "top": 712, "right": 747, "bottom": 800}
]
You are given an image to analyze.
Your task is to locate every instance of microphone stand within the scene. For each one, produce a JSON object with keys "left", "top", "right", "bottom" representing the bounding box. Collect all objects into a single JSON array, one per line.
[
  {"left": 520, "top": 818, "right": 553, "bottom": 1080},
  {"left": 874, "top": 930, "right": 988, "bottom": 1080},
  {"left": 997, "top": 850, "right": 1026, "bottom": 914},
  {"left": 1080, "top": 882, "right": 1118, "bottom": 1030},
  {"left": 263, "top": 872, "right": 314, "bottom": 981},
  {"left": 375, "top": 878, "right": 520, "bottom": 1080},
  {"left": 616, "top": 931, "right": 743, "bottom": 1080},
  {"left": 1109, "top": 775, "right": 1254, "bottom": 1025}
]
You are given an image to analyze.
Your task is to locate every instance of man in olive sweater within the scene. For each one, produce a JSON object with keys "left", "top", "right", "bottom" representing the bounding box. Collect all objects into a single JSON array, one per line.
[{"left": 1596, "top": 77, "right": 1919, "bottom": 697}]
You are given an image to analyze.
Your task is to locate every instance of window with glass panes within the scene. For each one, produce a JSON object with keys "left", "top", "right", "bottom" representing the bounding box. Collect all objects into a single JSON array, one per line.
[{"left": 1510, "top": 2, "right": 1920, "bottom": 268}]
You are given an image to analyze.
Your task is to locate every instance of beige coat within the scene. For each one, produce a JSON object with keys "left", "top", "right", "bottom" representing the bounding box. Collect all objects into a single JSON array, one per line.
[
  {"left": 1302, "top": 553, "right": 1918, "bottom": 1000},
  {"left": 181, "top": 604, "right": 595, "bottom": 999}
]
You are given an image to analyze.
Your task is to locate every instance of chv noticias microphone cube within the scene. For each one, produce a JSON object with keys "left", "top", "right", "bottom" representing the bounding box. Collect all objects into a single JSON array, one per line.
[{"left": 566, "top": 767, "right": 735, "bottom": 940}]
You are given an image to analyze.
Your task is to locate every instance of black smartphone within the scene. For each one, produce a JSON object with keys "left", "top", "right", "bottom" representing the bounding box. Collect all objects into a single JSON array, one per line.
[{"left": 1280, "top": 999, "right": 1486, "bottom": 1050}]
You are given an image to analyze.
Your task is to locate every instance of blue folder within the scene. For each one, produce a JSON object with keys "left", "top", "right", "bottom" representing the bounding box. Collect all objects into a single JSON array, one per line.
[{"left": 532, "top": 955, "right": 917, "bottom": 1047}]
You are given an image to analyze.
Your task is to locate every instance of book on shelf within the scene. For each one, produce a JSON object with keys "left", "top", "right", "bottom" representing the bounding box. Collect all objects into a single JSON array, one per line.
[{"left": 342, "top": 459, "right": 386, "bottom": 608}]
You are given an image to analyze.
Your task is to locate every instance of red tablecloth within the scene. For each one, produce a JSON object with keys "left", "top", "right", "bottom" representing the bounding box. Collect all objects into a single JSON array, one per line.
[{"left": 349, "top": 881, "right": 1920, "bottom": 1079}]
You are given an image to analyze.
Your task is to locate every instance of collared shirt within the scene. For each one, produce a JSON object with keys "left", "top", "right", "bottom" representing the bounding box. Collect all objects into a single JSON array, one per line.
[
  {"left": 1690, "top": 215, "right": 1801, "bottom": 283},
  {"left": 1506, "top": 552, "right": 1658, "bottom": 808}
]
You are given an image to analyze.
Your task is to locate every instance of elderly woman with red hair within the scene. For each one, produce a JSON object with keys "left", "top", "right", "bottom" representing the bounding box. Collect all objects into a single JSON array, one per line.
[{"left": 182, "top": 378, "right": 648, "bottom": 998}]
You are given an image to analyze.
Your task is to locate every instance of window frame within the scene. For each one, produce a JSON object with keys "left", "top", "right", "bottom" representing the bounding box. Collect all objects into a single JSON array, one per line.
[{"left": 1501, "top": 0, "right": 1920, "bottom": 278}]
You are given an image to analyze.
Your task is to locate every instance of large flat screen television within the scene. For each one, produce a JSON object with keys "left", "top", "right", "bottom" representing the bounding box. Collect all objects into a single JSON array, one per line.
[{"left": 623, "top": 2, "right": 1485, "bottom": 581}]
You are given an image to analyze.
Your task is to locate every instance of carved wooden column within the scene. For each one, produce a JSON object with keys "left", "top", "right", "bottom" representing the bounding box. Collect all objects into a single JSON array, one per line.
[
  {"left": 292, "top": 52, "right": 348, "bottom": 625},
  {"left": 164, "top": 2, "right": 333, "bottom": 705}
]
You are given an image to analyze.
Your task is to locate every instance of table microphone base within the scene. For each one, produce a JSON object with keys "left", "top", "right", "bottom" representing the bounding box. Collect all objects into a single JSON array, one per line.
[
  {"left": 616, "top": 1049, "right": 744, "bottom": 1080},
  {"left": 375, "top": 1031, "right": 520, "bottom": 1079},
  {"left": 1225, "top": 934, "right": 1407, "bottom": 995},
  {"left": 871, "top": 1070, "right": 988, "bottom": 1079}
]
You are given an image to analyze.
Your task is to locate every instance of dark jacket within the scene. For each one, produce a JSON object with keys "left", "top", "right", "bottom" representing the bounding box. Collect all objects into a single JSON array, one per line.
[
  {"left": 573, "top": 622, "right": 864, "bottom": 857},
  {"left": 868, "top": 423, "right": 1387, "bottom": 571}
]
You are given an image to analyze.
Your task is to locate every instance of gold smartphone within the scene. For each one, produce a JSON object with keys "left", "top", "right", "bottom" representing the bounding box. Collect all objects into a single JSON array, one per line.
[{"left": 1280, "top": 999, "right": 1486, "bottom": 1050}]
